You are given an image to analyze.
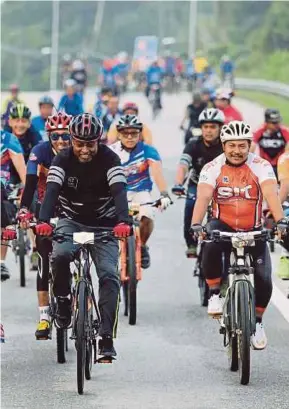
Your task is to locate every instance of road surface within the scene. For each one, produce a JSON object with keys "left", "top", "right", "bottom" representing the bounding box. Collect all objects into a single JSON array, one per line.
[{"left": 1, "top": 92, "right": 289, "bottom": 409}]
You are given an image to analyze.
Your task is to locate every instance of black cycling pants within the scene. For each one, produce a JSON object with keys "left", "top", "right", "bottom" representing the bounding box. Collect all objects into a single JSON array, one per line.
[
  {"left": 36, "top": 235, "right": 51, "bottom": 292},
  {"left": 202, "top": 219, "right": 272, "bottom": 310},
  {"left": 51, "top": 218, "right": 120, "bottom": 337}
]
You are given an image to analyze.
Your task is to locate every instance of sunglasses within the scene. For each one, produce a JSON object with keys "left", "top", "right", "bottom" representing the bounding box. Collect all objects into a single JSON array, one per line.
[
  {"left": 120, "top": 131, "right": 140, "bottom": 139},
  {"left": 50, "top": 133, "right": 71, "bottom": 141},
  {"left": 72, "top": 139, "right": 97, "bottom": 148}
]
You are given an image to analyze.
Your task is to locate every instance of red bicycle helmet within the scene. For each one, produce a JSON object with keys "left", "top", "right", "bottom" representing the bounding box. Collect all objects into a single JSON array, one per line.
[
  {"left": 69, "top": 113, "right": 103, "bottom": 141},
  {"left": 122, "top": 102, "right": 139, "bottom": 114},
  {"left": 45, "top": 112, "right": 72, "bottom": 132}
]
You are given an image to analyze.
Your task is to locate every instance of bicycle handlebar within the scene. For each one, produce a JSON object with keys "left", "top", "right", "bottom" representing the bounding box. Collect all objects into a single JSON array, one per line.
[{"left": 204, "top": 229, "right": 270, "bottom": 244}]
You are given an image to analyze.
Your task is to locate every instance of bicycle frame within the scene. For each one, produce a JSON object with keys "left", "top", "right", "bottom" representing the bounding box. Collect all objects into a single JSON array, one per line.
[
  {"left": 70, "top": 235, "right": 101, "bottom": 343},
  {"left": 120, "top": 201, "right": 156, "bottom": 282}
]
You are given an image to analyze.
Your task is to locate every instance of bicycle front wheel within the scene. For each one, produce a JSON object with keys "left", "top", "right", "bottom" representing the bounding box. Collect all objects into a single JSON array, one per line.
[
  {"left": 76, "top": 281, "right": 87, "bottom": 395},
  {"left": 237, "top": 281, "right": 251, "bottom": 385},
  {"left": 126, "top": 236, "right": 137, "bottom": 325},
  {"left": 18, "top": 229, "right": 26, "bottom": 287}
]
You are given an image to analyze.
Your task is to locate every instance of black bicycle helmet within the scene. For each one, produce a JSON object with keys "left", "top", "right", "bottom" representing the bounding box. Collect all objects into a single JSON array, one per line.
[
  {"left": 116, "top": 115, "right": 143, "bottom": 132},
  {"left": 265, "top": 108, "right": 281, "bottom": 124},
  {"left": 39, "top": 95, "right": 54, "bottom": 106},
  {"left": 69, "top": 113, "right": 103, "bottom": 141},
  {"left": 9, "top": 103, "right": 31, "bottom": 119}
]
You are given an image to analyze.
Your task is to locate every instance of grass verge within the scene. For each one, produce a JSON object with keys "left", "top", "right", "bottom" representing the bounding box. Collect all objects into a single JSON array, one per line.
[{"left": 236, "top": 90, "right": 289, "bottom": 125}]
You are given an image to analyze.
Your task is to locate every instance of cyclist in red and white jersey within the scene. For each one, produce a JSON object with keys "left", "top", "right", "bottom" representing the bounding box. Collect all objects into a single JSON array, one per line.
[
  {"left": 191, "top": 121, "right": 288, "bottom": 350},
  {"left": 214, "top": 88, "right": 243, "bottom": 124},
  {"left": 250, "top": 108, "right": 289, "bottom": 176}
]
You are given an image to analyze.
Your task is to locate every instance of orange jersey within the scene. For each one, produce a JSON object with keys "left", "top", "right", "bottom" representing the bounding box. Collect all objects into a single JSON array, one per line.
[
  {"left": 199, "top": 153, "right": 276, "bottom": 231},
  {"left": 277, "top": 151, "right": 289, "bottom": 181}
]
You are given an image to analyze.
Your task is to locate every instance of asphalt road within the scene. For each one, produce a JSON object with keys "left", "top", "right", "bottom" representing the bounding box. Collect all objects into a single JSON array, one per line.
[{"left": 1, "top": 91, "right": 289, "bottom": 409}]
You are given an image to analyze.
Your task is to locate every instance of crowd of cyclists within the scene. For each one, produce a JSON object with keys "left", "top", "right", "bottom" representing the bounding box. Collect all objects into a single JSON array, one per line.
[{"left": 1, "top": 50, "right": 289, "bottom": 363}]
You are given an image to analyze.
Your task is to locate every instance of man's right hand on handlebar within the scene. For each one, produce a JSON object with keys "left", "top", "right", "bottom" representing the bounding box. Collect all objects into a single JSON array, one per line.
[
  {"left": 35, "top": 222, "right": 53, "bottom": 237},
  {"left": 189, "top": 223, "right": 205, "bottom": 240},
  {"left": 18, "top": 208, "right": 34, "bottom": 229},
  {"left": 172, "top": 184, "right": 186, "bottom": 196}
]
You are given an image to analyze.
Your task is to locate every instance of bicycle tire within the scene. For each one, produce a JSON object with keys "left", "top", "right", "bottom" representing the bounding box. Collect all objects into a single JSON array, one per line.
[
  {"left": 85, "top": 303, "right": 93, "bottom": 380},
  {"left": 126, "top": 236, "right": 137, "bottom": 326},
  {"left": 269, "top": 240, "right": 275, "bottom": 253},
  {"left": 56, "top": 328, "right": 67, "bottom": 364},
  {"left": 237, "top": 281, "right": 251, "bottom": 385},
  {"left": 18, "top": 229, "right": 26, "bottom": 287},
  {"left": 76, "top": 280, "right": 87, "bottom": 395},
  {"left": 85, "top": 340, "right": 92, "bottom": 380},
  {"left": 229, "top": 335, "right": 238, "bottom": 372},
  {"left": 122, "top": 281, "right": 129, "bottom": 317}
]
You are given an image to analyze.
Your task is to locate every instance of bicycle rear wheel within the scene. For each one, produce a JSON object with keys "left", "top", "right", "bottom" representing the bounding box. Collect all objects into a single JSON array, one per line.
[
  {"left": 237, "top": 281, "right": 251, "bottom": 385},
  {"left": 76, "top": 280, "right": 87, "bottom": 394},
  {"left": 122, "top": 281, "right": 129, "bottom": 317},
  {"left": 18, "top": 229, "right": 26, "bottom": 287},
  {"left": 126, "top": 236, "right": 137, "bottom": 325},
  {"left": 56, "top": 328, "right": 67, "bottom": 364}
]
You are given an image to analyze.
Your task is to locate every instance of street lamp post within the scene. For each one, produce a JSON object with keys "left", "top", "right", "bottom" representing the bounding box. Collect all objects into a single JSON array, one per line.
[
  {"left": 188, "top": 1, "right": 197, "bottom": 57},
  {"left": 50, "top": 0, "right": 60, "bottom": 92}
]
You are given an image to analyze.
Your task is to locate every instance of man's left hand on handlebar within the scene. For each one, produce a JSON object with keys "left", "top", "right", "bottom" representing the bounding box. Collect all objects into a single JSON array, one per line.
[
  {"left": 276, "top": 217, "right": 289, "bottom": 237},
  {"left": 113, "top": 222, "right": 132, "bottom": 238},
  {"left": 35, "top": 222, "right": 53, "bottom": 237}
]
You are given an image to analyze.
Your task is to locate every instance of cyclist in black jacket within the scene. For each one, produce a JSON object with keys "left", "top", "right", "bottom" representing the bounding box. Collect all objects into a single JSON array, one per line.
[
  {"left": 172, "top": 108, "right": 225, "bottom": 257},
  {"left": 35, "top": 113, "right": 131, "bottom": 360}
]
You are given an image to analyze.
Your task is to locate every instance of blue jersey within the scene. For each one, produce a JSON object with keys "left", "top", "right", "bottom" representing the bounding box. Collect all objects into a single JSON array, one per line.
[
  {"left": 220, "top": 61, "right": 234, "bottom": 74},
  {"left": 3, "top": 125, "right": 42, "bottom": 163},
  {"left": 101, "top": 68, "right": 116, "bottom": 88},
  {"left": 0, "top": 130, "right": 23, "bottom": 187},
  {"left": 146, "top": 66, "right": 163, "bottom": 85},
  {"left": 94, "top": 98, "right": 108, "bottom": 120},
  {"left": 109, "top": 141, "right": 161, "bottom": 192},
  {"left": 58, "top": 93, "right": 84, "bottom": 116},
  {"left": 31, "top": 116, "right": 48, "bottom": 141},
  {"left": 26, "top": 141, "right": 55, "bottom": 202},
  {"left": 164, "top": 57, "right": 176, "bottom": 75}
]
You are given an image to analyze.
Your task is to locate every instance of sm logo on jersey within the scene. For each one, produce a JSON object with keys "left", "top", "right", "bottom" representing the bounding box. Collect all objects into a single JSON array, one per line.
[{"left": 217, "top": 185, "right": 252, "bottom": 199}]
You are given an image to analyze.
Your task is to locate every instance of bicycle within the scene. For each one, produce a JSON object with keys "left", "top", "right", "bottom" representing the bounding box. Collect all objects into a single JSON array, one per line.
[
  {"left": 7, "top": 185, "right": 30, "bottom": 287},
  {"left": 53, "top": 229, "right": 116, "bottom": 395},
  {"left": 204, "top": 229, "right": 271, "bottom": 385},
  {"left": 120, "top": 200, "right": 162, "bottom": 326}
]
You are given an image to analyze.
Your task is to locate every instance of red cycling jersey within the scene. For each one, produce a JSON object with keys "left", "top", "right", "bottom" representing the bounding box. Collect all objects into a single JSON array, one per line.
[
  {"left": 222, "top": 105, "right": 243, "bottom": 124},
  {"left": 253, "top": 124, "right": 289, "bottom": 167}
]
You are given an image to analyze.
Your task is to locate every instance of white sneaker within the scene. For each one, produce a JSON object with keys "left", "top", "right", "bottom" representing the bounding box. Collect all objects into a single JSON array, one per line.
[
  {"left": 208, "top": 294, "right": 223, "bottom": 316},
  {"left": 251, "top": 322, "right": 267, "bottom": 350}
]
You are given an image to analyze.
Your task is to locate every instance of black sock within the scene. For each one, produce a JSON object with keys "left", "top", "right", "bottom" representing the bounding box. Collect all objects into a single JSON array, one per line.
[{"left": 256, "top": 316, "right": 262, "bottom": 324}]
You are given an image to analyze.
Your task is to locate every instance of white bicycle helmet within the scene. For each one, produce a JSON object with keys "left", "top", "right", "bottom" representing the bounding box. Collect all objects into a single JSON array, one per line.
[
  {"left": 64, "top": 78, "right": 77, "bottom": 88},
  {"left": 199, "top": 108, "right": 225, "bottom": 125},
  {"left": 216, "top": 87, "right": 233, "bottom": 100},
  {"left": 72, "top": 59, "right": 85, "bottom": 71},
  {"left": 220, "top": 121, "right": 253, "bottom": 143}
]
